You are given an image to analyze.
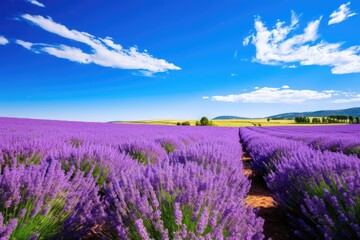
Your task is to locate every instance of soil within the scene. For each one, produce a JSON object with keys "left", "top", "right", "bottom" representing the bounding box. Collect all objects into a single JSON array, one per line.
[{"left": 242, "top": 152, "right": 295, "bottom": 240}]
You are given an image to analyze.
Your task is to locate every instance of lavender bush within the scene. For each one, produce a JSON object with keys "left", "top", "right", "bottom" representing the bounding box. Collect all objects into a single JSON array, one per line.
[
  {"left": 240, "top": 126, "right": 360, "bottom": 239},
  {"left": 0, "top": 158, "right": 104, "bottom": 239},
  {"left": 247, "top": 125, "right": 360, "bottom": 158}
]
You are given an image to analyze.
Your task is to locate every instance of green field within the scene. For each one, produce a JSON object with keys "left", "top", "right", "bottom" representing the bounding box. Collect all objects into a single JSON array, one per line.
[{"left": 114, "top": 118, "right": 348, "bottom": 127}]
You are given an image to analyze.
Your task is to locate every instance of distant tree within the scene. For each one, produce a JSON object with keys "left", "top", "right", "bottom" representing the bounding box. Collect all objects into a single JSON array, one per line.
[
  {"left": 181, "top": 121, "right": 190, "bottom": 126},
  {"left": 176, "top": 122, "right": 181, "bottom": 126},
  {"left": 349, "top": 116, "right": 354, "bottom": 123},
  {"left": 295, "top": 116, "right": 308, "bottom": 124},
  {"left": 200, "top": 117, "right": 209, "bottom": 126},
  {"left": 356, "top": 117, "right": 360, "bottom": 124},
  {"left": 267, "top": 118, "right": 270, "bottom": 122},
  {"left": 195, "top": 120, "right": 201, "bottom": 126},
  {"left": 312, "top": 117, "right": 321, "bottom": 124}
]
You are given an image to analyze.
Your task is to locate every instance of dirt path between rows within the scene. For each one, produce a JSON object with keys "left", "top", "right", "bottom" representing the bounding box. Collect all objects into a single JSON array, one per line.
[{"left": 242, "top": 152, "right": 295, "bottom": 240}]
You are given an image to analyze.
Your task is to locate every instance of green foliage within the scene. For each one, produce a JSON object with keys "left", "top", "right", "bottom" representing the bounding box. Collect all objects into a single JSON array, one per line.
[
  {"left": 3, "top": 194, "right": 71, "bottom": 240},
  {"left": 311, "top": 117, "right": 321, "bottom": 124},
  {"left": 70, "top": 138, "right": 83, "bottom": 148},
  {"left": 344, "top": 145, "right": 360, "bottom": 158},
  {"left": 177, "top": 121, "right": 191, "bottom": 126},
  {"left": 1, "top": 152, "right": 41, "bottom": 173},
  {"left": 112, "top": 189, "right": 211, "bottom": 240},
  {"left": 301, "top": 179, "right": 360, "bottom": 239},
  {"left": 80, "top": 160, "right": 109, "bottom": 185},
  {"left": 129, "top": 151, "right": 149, "bottom": 165},
  {"left": 61, "top": 157, "right": 109, "bottom": 185},
  {"left": 294, "top": 116, "right": 358, "bottom": 124},
  {"left": 160, "top": 142, "right": 176, "bottom": 154},
  {"left": 349, "top": 116, "right": 354, "bottom": 123},
  {"left": 200, "top": 117, "right": 209, "bottom": 126}
]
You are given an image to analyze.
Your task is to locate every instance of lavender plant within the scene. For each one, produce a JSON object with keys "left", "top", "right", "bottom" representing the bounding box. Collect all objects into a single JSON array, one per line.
[
  {"left": 0, "top": 158, "right": 104, "bottom": 239},
  {"left": 240, "top": 126, "right": 360, "bottom": 239},
  {"left": 104, "top": 160, "right": 263, "bottom": 239}
]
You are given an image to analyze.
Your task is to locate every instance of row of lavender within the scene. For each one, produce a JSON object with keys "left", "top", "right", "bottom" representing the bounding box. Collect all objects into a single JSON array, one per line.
[
  {"left": 247, "top": 125, "right": 360, "bottom": 157},
  {"left": 240, "top": 126, "right": 360, "bottom": 239},
  {"left": 0, "top": 117, "right": 264, "bottom": 239}
]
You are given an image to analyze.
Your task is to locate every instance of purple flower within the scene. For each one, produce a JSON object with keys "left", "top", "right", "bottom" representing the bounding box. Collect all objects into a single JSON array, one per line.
[
  {"left": 135, "top": 219, "right": 150, "bottom": 240},
  {"left": 174, "top": 202, "right": 182, "bottom": 225}
]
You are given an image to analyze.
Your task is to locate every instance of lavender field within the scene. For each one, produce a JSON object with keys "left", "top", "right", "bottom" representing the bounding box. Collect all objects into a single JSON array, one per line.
[
  {"left": 1, "top": 117, "right": 360, "bottom": 239},
  {"left": 0, "top": 117, "right": 263, "bottom": 239},
  {"left": 240, "top": 125, "right": 360, "bottom": 239}
]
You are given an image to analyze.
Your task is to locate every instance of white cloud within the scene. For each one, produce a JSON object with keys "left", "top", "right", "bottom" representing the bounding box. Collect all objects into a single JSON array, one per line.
[
  {"left": 43, "top": 45, "right": 92, "bottom": 63},
  {"left": 100, "top": 37, "right": 123, "bottom": 51},
  {"left": 332, "top": 94, "right": 360, "bottom": 103},
  {"left": 244, "top": 12, "right": 360, "bottom": 74},
  {"left": 0, "top": 36, "right": 9, "bottom": 45},
  {"left": 282, "top": 65, "right": 297, "bottom": 69},
  {"left": 281, "top": 85, "right": 290, "bottom": 89},
  {"left": 26, "top": 0, "right": 45, "bottom": 7},
  {"left": 207, "top": 86, "right": 333, "bottom": 103},
  {"left": 332, "top": 92, "right": 360, "bottom": 103},
  {"left": 202, "top": 96, "right": 210, "bottom": 99},
  {"left": 243, "top": 35, "right": 251, "bottom": 46},
  {"left": 20, "top": 14, "right": 180, "bottom": 73},
  {"left": 254, "top": 86, "right": 259, "bottom": 90},
  {"left": 16, "top": 39, "right": 34, "bottom": 50},
  {"left": 328, "top": 2, "right": 357, "bottom": 25},
  {"left": 230, "top": 73, "right": 237, "bottom": 77}
]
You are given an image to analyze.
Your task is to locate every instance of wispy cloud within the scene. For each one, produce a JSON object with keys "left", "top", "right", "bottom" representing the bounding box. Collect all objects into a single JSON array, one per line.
[
  {"left": 16, "top": 39, "right": 34, "bottom": 50},
  {"left": 328, "top": 2, "right": 357, "bottom": 25},
  {"left": 202, "top": 96, "right": 210, "bottom": 99},
  {"left": 19, "top": 14, "right": 180, "bottom": 74},
  {"left": 282, "top": 65, "right": 297, "bottom": 69},
  {"left": 243, "top": 35, "right": 251, "bottom": 46},
  {"left": 204, "top": 86, "right": 334, "bottom": 103},
  {"left": 0, "top": 36, "right": 9, "bottom": 45},
  {"left": 244, "top": 12, "right": 360, "bottom": 74},
  {"left": 332, "top": 93, "right": 360, "bottom": 103},
  {"left": 26, "top": 0, "right": 45, "bottom": 8}
]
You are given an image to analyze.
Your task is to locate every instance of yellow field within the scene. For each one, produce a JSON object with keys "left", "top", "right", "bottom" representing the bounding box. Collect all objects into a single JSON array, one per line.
[{"left": 114, "top": 118, "right": 344, "bottom": 127}]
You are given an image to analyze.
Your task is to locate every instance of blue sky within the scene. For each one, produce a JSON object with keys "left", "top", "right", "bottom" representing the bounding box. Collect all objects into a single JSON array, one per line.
[{"left": 0, "top": 0, "right": 359, "bottom": 121}]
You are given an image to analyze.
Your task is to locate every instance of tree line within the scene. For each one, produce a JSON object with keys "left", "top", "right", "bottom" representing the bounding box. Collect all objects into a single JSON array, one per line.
[
  {"left": 295, "top": 115, "right": 360, "bottom": 124},
  {"left": 177, "top": 117, "right": 214, "bottom": 126}
]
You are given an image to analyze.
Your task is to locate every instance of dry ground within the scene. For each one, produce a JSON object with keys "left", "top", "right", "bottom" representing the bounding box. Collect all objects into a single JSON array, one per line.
[{"left": 242, "top": 152, "right": 295, "bottom": 240}]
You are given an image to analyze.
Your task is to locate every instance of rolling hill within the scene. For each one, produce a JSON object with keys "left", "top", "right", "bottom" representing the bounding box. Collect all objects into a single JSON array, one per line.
[
  {"left": 212, "top": 116, "right": 249, "bottom": 120},
  {"left": 267, "top": 107, "right": 360, "bottom": 119},
  {"left": 213, "top": 107, "right": 360, "bottom": 120}
]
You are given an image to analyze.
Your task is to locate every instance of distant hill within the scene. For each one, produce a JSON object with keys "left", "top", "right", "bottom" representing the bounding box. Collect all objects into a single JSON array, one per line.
[
  {"left": 212, "top": 116, "right": 249, "bottom": 120},
  {"left": 268, "top": 107, "right": 360, "bottom": 119}
]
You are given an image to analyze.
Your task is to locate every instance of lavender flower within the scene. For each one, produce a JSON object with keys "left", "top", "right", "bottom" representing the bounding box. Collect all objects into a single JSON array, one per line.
[
  {"left": 174, "top": 202, "right": 182, "bottom": 226},
  {"left": 135, "top": 219, "right": 151, "bottom": 240}
]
